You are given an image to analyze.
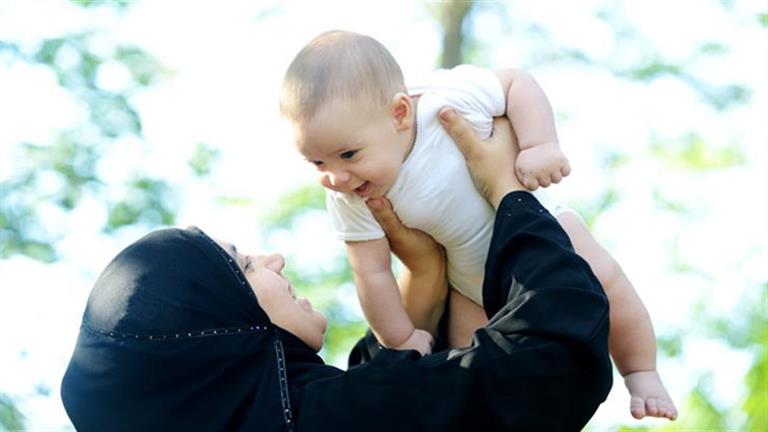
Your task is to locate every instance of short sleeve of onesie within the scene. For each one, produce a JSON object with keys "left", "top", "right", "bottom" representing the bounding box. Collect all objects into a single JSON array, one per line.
[
  {"left": 326, "top": 191, "right": 384, "bottom": 241},
  {"left": 326, "top": 65, "right": 505, "bottom": 243}
]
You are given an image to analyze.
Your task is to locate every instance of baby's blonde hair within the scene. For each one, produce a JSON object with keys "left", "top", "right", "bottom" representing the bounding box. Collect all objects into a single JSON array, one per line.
[{"left": 280, "top": 30, "right": 406, "bottom": 123}]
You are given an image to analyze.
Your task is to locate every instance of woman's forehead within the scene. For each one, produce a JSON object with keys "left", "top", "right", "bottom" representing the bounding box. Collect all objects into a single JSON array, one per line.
[
  {"left": 212, "top": 238, "right": 238, "bottom": 258},
  {"left": 212, "top": 238, "right": 264, "bottom": 261}
]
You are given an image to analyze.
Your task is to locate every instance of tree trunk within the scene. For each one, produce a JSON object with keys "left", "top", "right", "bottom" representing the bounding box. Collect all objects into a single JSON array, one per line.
[{"left": 438, "top": 1, "right": 474, "bottom": 68}]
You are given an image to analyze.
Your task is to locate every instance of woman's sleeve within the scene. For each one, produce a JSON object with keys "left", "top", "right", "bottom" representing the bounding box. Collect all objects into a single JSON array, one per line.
[
  {"left": 465, "top": 190, "right": 613, "bottom": 430},
  {"left": 297, "top": 192, "right": 612, "bottom": 432}
]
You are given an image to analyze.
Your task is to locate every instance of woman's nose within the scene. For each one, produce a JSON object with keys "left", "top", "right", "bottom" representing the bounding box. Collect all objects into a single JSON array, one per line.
[{"left": 255, "top": 253, "right": 285, "bottom": 273}]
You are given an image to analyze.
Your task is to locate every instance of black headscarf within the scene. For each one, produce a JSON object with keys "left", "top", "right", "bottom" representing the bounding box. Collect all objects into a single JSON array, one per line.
[{"left": 61, "top": 226, "right": 302, "bottom": 431}]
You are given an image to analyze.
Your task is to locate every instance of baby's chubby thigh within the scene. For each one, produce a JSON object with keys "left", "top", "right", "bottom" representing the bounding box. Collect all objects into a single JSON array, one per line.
[
  {"left": 444, "top": 241, "right": 489, "bottom": 347},
  {"left": 444, "top": 231, "right": 490, "bottom": 307}
]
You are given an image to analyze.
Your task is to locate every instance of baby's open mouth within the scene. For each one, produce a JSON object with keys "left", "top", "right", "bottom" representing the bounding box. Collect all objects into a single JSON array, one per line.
[{"left": 354, "top": 181, "right": 371, "bottom": 196}]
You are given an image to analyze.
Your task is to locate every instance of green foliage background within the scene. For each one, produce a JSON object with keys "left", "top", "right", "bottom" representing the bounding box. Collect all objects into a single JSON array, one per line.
[{"left": 0, "top": 1, "right": 764, "bottom": 430}]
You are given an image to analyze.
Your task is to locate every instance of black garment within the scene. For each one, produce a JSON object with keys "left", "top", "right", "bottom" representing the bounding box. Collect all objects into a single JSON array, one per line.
[
  {"left": 61, "top": 191, "right": 611, "bottom": 432},
  {"left": 301, "top": 192, "right": 612, "bottom": 431},
  {"left": 61, "top": 227, "right": 297, "bottom": 431}
]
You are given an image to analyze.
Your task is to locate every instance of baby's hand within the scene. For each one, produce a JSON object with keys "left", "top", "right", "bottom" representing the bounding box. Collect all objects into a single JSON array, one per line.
[
  {"left": 624, "top": 370, "right": 678, "bottom": 420},
  {"left": 395, "top": 328, "right": 434, "bottom": 356},
  {"left": 515, "top": 144, "right": 571, "bottom": 190}
]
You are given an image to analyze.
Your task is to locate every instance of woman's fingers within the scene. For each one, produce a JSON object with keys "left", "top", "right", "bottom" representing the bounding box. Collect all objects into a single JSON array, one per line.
[
  {"left": 488, "top": 116, "right": 517, "bottom": 156},
  {"left": 367, "top": 197, "right": 441, "bottom": 256},
  {"left": 439, "top": 107, "right": 524, "bottom": 209},
  {"left": 366, "top": 197, "right": 406, "bottom": 240},
  {"left": 366, "top": 197, "right": 445, "bottom": 279}
]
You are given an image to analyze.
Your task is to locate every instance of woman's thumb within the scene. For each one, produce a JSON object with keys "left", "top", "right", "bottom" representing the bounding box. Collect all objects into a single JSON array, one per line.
[
  {"left": 439, "top": 107, "right": 477, "bottom": 159},
  {"left": 367, "top": 197, "right": 401, "bottom": 235}
]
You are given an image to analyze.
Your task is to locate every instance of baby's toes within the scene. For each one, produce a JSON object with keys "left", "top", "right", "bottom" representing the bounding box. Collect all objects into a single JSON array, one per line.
[
  {"left": 658, "top": 399, "right": 678, "bottom": 420},
  {"left": 645, "top": 398, "right": 660, "bottom": 417},
  {"left": 629, "top": 396, "right": 646, "bottom": 419},
  {"left": 669, "top": 403, "right": 679, "bottom": 420}
]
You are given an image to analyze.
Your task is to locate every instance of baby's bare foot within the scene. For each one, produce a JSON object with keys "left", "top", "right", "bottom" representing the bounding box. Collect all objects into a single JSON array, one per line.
[{"left": 624, "top": 370, "right": 678, "bottom": 420}]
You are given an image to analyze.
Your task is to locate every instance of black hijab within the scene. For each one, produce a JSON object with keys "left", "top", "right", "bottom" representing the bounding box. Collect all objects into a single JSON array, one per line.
[{"left": 61, "top": 226, "right": 302, "bottom": 431}]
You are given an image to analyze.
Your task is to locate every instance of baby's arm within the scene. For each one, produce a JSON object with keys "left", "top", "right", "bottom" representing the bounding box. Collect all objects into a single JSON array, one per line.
[
  {"left": 494, "top": 68, "right": 571, "bottom": 190},
  {"left": 365, "top": 198, "right": 448, "bottom": 337},
  {"left": 346, "top": 238, "right": 434, "bottom": 355}
]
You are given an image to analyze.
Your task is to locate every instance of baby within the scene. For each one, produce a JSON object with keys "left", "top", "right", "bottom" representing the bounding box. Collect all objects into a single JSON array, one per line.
[{"left": 280, "top": 30, "right": 677, "bottom": 420}]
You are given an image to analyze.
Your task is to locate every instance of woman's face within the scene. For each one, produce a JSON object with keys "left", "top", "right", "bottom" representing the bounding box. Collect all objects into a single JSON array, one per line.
[{"left": 214, "top": 238, "right": 327, "bottom": 352}]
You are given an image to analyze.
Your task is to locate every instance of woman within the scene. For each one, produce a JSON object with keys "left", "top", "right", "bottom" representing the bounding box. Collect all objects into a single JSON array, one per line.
[{"left": 61, "top": 111, "right": 612, "bottom": 431}]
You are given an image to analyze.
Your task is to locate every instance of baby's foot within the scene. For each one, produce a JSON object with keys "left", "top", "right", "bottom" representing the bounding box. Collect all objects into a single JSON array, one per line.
[{"left": 623, "top": 370, "right": 678, "bottom": 420}]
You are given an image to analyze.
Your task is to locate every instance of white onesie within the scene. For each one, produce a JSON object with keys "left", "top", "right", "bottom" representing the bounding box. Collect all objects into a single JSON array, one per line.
[{"left": 326, "top": 65, "right": 506, "bottom": 305}]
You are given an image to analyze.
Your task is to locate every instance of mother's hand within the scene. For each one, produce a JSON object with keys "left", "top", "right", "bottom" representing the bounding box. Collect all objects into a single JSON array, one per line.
[
  {"left": 439, "top": 108, "right": 525, "bottom": 209},
  {"left": 366, "top": 197, "right": 447, "bottom": 336}
]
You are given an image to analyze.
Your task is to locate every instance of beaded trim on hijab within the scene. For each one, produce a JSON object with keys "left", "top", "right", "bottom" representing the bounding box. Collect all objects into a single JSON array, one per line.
[{"left": 79, "top": 322, "right": 270, "bottom": 341}]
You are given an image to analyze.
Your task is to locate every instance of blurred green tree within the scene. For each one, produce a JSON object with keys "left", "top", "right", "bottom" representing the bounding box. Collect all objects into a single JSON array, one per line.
[
  {"left": 0, "top": 393, "right": 24, "bottom": 431},
  {"left": 0, "top": 0, "right": 762, "bottom": 429},
  {"left": 0, "top": 2, "right": 185, "bottom": 263},
  {"left": 0, "top": 0, "right": 216, "bottom": 426},
  {"left": 427, "top": 0, "right": 475, "bottom": 68}
]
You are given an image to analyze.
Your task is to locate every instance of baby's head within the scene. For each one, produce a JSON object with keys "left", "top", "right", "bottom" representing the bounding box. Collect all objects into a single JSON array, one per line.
[{"left": 280, "top": 30, "right": 416, "bottom": 198}]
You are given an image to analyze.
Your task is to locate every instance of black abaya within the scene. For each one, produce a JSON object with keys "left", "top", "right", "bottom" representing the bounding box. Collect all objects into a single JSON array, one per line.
[{"left": 61, "top": 191, "right": 611, "bottom": 431}]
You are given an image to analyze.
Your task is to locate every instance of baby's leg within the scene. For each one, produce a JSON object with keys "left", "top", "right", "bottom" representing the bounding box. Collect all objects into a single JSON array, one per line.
[
  {"left": 447, "top": 288, "right": 488, "bottom": 348},
  {"left": 556, "top": 210, "right": 677, "bottom": 421}
]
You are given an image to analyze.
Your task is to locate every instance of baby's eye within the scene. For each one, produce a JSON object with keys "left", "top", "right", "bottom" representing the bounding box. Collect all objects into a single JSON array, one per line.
[
  {"left": 340, "top": 150, "right": 357, "bottom": 160},
  {"left": 309, "top": 160, "right": 323, "bottom": 167}
]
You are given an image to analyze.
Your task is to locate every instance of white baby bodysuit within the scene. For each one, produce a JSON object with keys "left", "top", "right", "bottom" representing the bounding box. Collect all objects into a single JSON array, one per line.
[{"left": 326, "top": 65, "right": 506, "bottom": 305}]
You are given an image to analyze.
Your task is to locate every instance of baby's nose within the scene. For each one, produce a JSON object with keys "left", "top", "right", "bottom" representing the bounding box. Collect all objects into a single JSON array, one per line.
[{"left": 329, "top": 170, "right": 350, "bottom": 186}]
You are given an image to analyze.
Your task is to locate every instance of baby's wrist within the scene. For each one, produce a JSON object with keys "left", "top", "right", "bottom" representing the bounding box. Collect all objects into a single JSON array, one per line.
[
  {"left": 395, "top": 328, "right": 417, "bottom": 348},
  {"left": 623, "top": 369, "right": 659, "bottom": 379},
  {"left": 518, "top": 142, "right": 562, "bottom": 154}
]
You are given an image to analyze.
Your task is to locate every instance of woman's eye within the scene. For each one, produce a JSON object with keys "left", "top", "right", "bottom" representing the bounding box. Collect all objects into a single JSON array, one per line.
[{"left": 340, "top": 150, "right": 357, "bottom": 160}]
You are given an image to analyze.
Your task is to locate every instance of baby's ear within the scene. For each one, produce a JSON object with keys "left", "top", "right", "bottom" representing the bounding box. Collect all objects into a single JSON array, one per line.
[{"left": 390, "top": 92, "right": 413, "bottom": 131}]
